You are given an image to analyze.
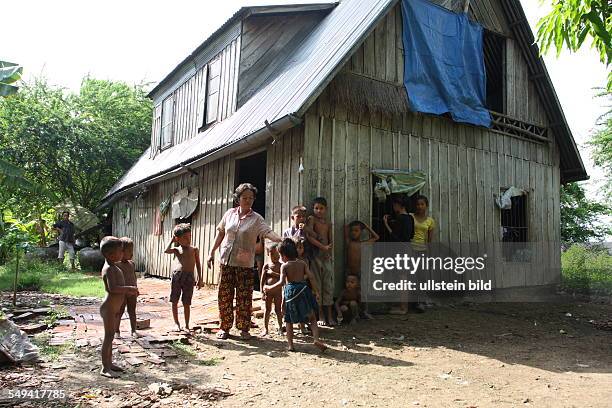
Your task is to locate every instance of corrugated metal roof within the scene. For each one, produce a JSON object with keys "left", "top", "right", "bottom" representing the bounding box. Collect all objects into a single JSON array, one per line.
[{"left": 104, "top": 0, "right": 397, "bottom": 201}]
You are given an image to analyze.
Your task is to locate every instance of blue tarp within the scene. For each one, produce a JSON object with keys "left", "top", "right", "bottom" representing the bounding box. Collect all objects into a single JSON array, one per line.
[{"left": 401, "top": 0, "right": 491, "bottom": 127}]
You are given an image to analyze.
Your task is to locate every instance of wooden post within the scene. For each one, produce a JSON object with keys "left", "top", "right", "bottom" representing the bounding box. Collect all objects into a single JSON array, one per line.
[
  {"left": 463, "top": 0, "right": 471, "bottom": 13},
  {"left": 12, "top": 245, "right": 19, "bottom": 306}
]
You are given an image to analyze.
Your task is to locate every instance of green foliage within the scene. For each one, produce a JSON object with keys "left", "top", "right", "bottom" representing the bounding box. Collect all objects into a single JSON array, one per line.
[
  {"left": 561, "top": 244, "right": 612, "bottom": 295},
  {"left": 589, "top": 94, "right": 612, "bottom": 199},
  {"left": 0, "top": 211, "right": 35, "bottom": 264},
  {"left": 0, "top": 61, "right": 22, "bottom": 96},
  {"left": 0, "top": 260, "right": 105, "bottom": 298},
  {"left": 43, "top": 305, "right": 70, "bottom": 327},
  {"left": 537, "top": 0, "right": 612, "bottom": 90},
  {"left": 560, "top": 182, "right": 611, "bottom": 243},
  {"left": 0, "top": 77, "right": 152, "bottom": 217}
]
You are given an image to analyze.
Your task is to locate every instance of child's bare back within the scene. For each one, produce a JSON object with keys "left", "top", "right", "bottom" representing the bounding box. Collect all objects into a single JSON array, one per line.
[{"left": 283, "top": 259, "right": 310, "bottom": 283}]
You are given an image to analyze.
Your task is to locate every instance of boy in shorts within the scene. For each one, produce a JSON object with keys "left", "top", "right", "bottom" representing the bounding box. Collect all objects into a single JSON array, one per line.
[{"left": 165, "top": 223, "right": 203, "bottom": 332}]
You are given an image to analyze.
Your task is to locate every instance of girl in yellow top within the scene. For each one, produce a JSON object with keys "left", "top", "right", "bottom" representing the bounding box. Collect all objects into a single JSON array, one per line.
[{"left": 410, "top": 195, "right": 435, "bottom": 252}]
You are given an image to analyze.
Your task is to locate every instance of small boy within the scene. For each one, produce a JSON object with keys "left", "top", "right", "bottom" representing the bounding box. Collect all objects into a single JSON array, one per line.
[
  {"left": 261, "top": 243, "right": 283, "bottom": 336},
  {"left": 165, "top": 223, "right": 203, "bottom": 332},
  {"left": 345, "top": 220, "right": 379, "bottom": 276},
  {"left": 99, "top": 236, "right": 138, "bottom": 378},
  {"left": 306, "top": 197, "right": 335, "bottom": 326},
  {"left": 115, "top": 237, "right": 138, "bottom": 338},
  {"left": 335, "top": 275, "right": 361, "bottom": 325}
]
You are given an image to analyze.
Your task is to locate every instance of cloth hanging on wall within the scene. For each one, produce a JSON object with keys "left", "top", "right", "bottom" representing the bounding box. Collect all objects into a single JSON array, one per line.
[
  {"left": 372, "top": 169, "right": 427, "bottom": 201},
  {"left": 401, "top": 0, "right": 491, "bottom": 127}
]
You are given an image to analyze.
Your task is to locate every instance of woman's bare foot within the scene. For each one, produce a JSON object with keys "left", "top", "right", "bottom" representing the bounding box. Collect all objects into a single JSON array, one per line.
[
  {"left": 260, "top": 329, "right": 269, "bottom": 337},
  {"left": 131, "top": 331, "right": 139, "bottom": 338},
  {"left": 114, "top": 332, "right": 121, "bottom": 339},
  {"left": 328, "top": 318, "right": 337, "bottom": 326},
  {"left": 314, "top": 340, "right": 328, "bottom": 352},
  {"left": 287, "top": 345, "right": 296, "bottom": 352},
  {"left": 317, "top": 319, "right": 327, "bottom": 327},
  {"left": 277, "top": 327, "right": 284, "bottom": 336},
  {"left": 172, "top": 324, "right": 182, "bottom": 332},
  {"left": 100, "top": 367, "right": 120, "bottom": 378},
  {"left": 110, "top": 364, "right": 125, "bottom": 372}
]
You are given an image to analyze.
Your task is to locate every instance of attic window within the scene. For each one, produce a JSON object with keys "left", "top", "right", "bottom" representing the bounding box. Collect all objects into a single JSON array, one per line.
[
  {"left": 483, "top": 30, "right": 505, "bottom": 113},
  {"left": 160, "top": 95, "right": 174, "bottom": 149}
]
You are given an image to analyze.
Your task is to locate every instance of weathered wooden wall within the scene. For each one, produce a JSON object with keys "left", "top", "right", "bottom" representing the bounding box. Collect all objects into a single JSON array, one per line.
[
  {"left": 302, "top": 110, "right": 561, "bottom": 291},
  {"left": 237, "top": 12, "right": 324, "bottom": 108},
  {"left": 113, "top": 127, "right": 304, "bottom": 283},
  {"left": 150, "top": 37, "right": 241, "bottom": 153},
  {"left": 300, "top": 0, "right": 562, "bottom": 292}
]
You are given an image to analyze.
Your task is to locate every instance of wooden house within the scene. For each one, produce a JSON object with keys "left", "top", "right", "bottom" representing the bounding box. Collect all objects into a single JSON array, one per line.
[{"left": 102, "top": 0, "right": 587, "bottom": 294}]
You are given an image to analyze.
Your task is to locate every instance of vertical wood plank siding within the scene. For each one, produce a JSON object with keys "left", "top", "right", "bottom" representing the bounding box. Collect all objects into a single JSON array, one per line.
[
  {"left": 300, "top": 2, "right": 561, "bottom": 291},
  {"left": 113, "top": 128, "right": 304, "bottom": 283},
  {"left": 150, "top": 37, "right": 241, "bottom": 151}
]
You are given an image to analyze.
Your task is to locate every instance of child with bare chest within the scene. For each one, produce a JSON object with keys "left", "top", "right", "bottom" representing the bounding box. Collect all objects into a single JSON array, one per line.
[
  {"left": 265, "top": 239, "right": 327, "bottom": 352},
  {"left": 261, "top": 243, "right": 283, "bottom": 336},
  {"left": 165, "top": 223, "right": 203, "bottom": 332},
  {"left": 99, "top": 236, "right": 138, "bottom": 378}
]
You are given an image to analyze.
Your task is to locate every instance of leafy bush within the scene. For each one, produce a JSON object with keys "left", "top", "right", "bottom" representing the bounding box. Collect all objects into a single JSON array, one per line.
[{"left": 561, "top": 244, "right": 612, "bottom": 295}]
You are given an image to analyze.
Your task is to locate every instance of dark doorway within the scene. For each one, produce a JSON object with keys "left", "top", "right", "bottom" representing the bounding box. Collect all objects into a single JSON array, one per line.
[{"left": 235, "top": 150, "right": 267, "bottom": 217}]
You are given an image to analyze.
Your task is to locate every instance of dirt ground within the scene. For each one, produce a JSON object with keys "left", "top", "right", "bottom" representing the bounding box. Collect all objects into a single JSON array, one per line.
[{"left": 1, "top": 278, "right": 611, "bottom": 408}]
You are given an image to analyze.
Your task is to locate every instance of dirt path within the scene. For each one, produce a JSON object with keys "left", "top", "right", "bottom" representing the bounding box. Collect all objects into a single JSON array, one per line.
[{"left": 1, "top": 283, "right": 611, "bottom": 407}]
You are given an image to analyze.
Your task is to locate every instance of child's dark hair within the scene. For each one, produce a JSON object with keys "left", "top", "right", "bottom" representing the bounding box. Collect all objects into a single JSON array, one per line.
[
  {"left": 120, "top": 236, "right": 134, "bottom": 249},
  {"left": 348, "top": 220, "right": 364, "bottom": 229},
  {"left": 415, "top": 194, "right": 429, "bottom": 206},
  {"left": 313, "top": 197, "right": 327, "bottom": 207},
  {"left": 390, "top": 195, "right": 407, "bottom": 209},
  {"left": 100, "top": 236, "right": 123, "bottom": 257},
  {"left": 173, "top": 223, "right": 191, "bottom": 237},
  {"left": 61, "top": 210, "right": 70, "bottom": 216},
  {"left": 279, "top": 238, "right": 298, "bottom": 259}
]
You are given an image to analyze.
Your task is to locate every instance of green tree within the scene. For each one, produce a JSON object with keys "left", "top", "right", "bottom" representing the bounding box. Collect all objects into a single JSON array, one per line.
[
  {"left": 537, "top": 0, "right": 612, "bottom": 90},
  {"left": 0, "top": 77, "right": 152, "bottom": 216},
  {"left": 560, "top": 182, "right": 611, "bottom": 243},
  {"left": 590, "top": 94, "right": 612, "bottom": 199}
]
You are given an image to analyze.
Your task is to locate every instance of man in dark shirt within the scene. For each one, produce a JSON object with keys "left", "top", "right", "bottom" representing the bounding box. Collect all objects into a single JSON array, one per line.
[{"left": 53, "top": 211, "right": 76, "bottom": 270}]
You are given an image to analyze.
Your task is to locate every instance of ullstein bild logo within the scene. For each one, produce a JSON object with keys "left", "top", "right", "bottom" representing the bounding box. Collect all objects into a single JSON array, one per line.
[{"left": 359, "top": 242, "right": 559, "bottom": 302}]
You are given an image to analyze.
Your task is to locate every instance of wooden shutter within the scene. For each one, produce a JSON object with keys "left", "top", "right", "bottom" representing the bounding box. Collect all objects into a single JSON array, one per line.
[
  {"left": 161, "top": 95, "right": 174, "bottom": 147},
  {"left": 151, "top": 104, "right": 162, "bottom": 156},
  {"left": 206, "top": 58, "right": 221, "bottom": 125},
  {"left": 196, "top": 65, "right": 208, "bottom": 129}
]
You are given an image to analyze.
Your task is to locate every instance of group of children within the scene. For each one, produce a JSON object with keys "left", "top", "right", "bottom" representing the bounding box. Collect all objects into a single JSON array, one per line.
[
  {"left": 98, "top": 223, "right": 202, "bottom": 377},
  {"left": 98, "top": 195, "right": 435, "bottom": 372}
]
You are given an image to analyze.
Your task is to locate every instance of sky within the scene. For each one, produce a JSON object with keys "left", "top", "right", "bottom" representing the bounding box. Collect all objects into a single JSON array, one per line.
[{"left": 2, "top": 0, "right": 609, "bottom": 198}]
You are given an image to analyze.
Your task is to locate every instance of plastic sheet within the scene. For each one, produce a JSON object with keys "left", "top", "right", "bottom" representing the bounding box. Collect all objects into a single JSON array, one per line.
[{"left": 0, "top": 319, "right": 40, "bottom": 364}]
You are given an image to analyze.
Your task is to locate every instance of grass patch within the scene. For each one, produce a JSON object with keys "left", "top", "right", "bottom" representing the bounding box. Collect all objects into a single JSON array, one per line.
[
  {"left": 43, "top": 305, "right": 70, "bottom": 327},
  {"left": 561, "top": 244, "right": 612, "bottom": 296},
  {"left": 32, "top": 333, "right": 74, "bottom": 361},
  {"left": 169, "top": 341, "right": 221, "bottom": 366},
  {"left": 0, "top": 260, "right": 104, "bottom": 298}
]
